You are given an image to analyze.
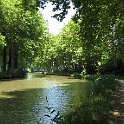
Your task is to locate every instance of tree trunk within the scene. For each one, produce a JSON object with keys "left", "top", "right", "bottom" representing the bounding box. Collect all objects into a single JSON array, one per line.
[
  {"left": 2, "top": 46, "right": 7, "bottom": 71},
  {"left": 8, "top": 47, "right": 12, "bottom": 70},
  {"left": 8, "top": 46, "right": 18, "bottom": 70}
]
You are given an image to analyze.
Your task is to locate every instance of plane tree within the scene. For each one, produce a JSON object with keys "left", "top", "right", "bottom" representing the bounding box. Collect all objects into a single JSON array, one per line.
[
  {"left": 38, "top": 0, "right": 124, "bottom": 74},
  {"left": 0, "top": 0, "right": 47, "bottom": 75}
]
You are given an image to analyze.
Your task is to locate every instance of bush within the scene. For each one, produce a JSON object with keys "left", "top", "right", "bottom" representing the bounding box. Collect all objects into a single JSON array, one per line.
[
  {"left": 98, "top": 59, "right": 124, "bottom": 75},
  {"left": 0, "top": 68, "right": 27, "bottom": 79},
  {"left": 56, "top": 75, "right": 118, "bottom": 124}
]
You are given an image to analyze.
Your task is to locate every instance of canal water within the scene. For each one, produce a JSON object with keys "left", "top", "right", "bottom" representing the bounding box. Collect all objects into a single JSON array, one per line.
[{"left": 0, "top": 73, "right": 90, "bottom": 124}]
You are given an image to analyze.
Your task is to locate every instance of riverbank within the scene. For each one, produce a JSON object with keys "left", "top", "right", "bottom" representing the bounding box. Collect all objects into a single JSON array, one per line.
[
  {"left": 55, "top": 74, "right": 119, "bottom": 124},
  {"left": 0, "top": 69, "right": 27, "bottom": 79}
]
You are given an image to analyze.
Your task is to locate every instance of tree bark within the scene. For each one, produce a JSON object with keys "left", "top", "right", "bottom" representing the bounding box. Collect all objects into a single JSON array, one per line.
[
  {"left": 8, "top": 46, "right": 18, "bottom": 70},
  {"left": 2, "top": 46, "right": 7, "bottom": 71}
]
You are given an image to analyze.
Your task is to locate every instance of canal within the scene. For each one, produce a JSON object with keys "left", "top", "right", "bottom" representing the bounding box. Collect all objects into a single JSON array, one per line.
[{"left": 0, "top": 73, "right": 90, "bottom": 124}]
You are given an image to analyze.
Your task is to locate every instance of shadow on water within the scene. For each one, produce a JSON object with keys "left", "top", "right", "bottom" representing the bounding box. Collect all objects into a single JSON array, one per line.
[
  {"left": 0, "top": 79, "right": 90, "bottom": 124},
  {"left": 0, "top": 88, "right": 46, "bottom": 124},
  {"left": 0, "top": 78, "right": 26, "bottom": 82}
]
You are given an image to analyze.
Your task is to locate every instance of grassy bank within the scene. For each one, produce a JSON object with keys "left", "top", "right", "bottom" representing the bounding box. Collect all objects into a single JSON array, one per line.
[{"left": 48, "top": 74, "right": 119, "bottom": 124}]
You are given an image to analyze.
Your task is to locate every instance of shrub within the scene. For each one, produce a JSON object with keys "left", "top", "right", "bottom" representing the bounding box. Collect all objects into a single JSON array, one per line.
[
  {"left": 56, "top": 75, "right": 118, "bottom": 124},
  {"left": 0, "top": 68, "right": 27, "bottom": 79}
]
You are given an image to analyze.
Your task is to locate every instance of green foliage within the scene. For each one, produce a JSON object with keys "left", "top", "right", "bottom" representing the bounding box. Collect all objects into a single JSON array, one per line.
[
  {"left": 22, "top": 0, "right": 38, "bottom": 11},
  {"left": 0, "top": 33, "right": 5, "bottom": 67},
  {"left": 38, "top": 0, "right": 124, "bottom": 75},
  {"left": 0, "top": 0, "right": 48, "bottom": 75},
  {"left": 0, "top": 33, "right": 5, "bottom": 46},
  {"left": 55, "top": 75, "right": 118, "bottom": 124},
  {"left": 0, "top": 68, "right": 27, "bottom": 79},
  {"left": 40, "top": 20, "right": 83, "bottom": 74},
  {"left": 1, "top": 0, "right": 124, "bottom": 76}
]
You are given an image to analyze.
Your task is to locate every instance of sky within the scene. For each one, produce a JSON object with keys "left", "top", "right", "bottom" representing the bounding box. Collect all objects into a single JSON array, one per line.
[{"left": 40, "top": 2, "right": 76, "bottom": 35}]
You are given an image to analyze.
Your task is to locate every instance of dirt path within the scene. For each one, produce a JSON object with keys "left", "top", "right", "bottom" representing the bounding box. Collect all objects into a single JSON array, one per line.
[{"left": 112, "top": 79, "right": 124, "bottom": 124}]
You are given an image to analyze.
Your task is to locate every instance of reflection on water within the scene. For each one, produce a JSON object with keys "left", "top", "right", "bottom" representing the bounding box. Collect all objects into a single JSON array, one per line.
[{"left": 0, "top": 74, "right": 90, "bottom": 124}]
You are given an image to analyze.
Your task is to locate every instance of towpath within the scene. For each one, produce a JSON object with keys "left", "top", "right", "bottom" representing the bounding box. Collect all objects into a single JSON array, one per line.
[{"left": 112, "top": 79, "right": 124, "bottom": 124}]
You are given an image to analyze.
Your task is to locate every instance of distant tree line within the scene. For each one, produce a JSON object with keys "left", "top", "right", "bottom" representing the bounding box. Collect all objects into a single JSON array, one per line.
[
  {"left": 1, "top": 0, "right": 124, "bottom": 77},
  {"left": 36, "top": 0, "right": 124, "bottom": 75}
]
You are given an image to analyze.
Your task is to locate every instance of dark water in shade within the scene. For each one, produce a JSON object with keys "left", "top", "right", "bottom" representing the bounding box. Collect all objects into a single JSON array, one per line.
[{"left": 0, "top": 73, "right": 90, "bottom": 124}]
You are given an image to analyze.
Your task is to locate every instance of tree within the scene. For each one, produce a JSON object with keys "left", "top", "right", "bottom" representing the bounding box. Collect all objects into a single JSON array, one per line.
[
  {"left": 0, "top": 0, "right": 47, "bottom": 72},
  {"left": 40, "top": 19, "right": 83, "bottom": 73},
  {"left": 39, "top": 0, "right": 124, "bottom": 74}
]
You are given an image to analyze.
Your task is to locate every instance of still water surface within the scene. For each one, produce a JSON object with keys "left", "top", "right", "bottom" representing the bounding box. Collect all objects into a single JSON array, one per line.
[{"left": 0, "top": 73, "right": 90, "bottom": 124}]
